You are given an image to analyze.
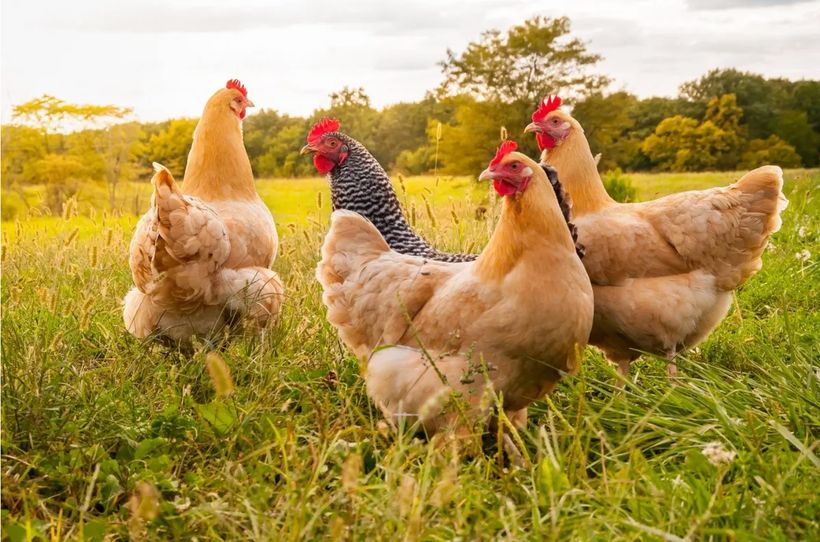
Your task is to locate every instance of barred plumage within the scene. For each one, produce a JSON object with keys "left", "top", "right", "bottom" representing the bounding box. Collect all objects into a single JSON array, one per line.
[{"left": 325, "top": 133, "right": 477, "bottom": 263}]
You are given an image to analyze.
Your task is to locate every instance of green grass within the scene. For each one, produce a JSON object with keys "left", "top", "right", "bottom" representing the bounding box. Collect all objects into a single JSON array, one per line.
[{"left": 2, "top": 170, "right": 819, "bottom": 540}]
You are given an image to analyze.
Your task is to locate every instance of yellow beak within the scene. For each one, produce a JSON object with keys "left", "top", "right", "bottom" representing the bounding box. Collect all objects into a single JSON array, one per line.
[
  {"left": 523, "top": 122, "right": 541, "bottom": 134},
  {"left": 300, "top": 144, "right": 316, "bottom": 156},
  {"left": 478, "top": 168, "right": 495, "bottom": 181}
]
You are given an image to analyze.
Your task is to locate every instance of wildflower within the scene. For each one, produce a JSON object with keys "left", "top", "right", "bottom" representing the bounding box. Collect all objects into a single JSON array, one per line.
[
  {"left": 798, "top": 225, "right": 807, "bottom": 238},
  {"left": 795, "top": 249, "right": 811, "bottom": 262},
  {"left": 702, "top": 441, "right": 737, "bottom": 466}
]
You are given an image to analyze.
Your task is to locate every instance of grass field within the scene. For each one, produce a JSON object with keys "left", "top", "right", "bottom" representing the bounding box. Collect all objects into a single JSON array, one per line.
[{"left": 2, "top": 169, "right": 819, "bottom": 540}]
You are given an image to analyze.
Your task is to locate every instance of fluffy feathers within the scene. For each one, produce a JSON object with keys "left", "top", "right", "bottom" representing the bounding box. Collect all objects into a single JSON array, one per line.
[{"left": 316, "top": 153, "right": 593, "bottom": 433}]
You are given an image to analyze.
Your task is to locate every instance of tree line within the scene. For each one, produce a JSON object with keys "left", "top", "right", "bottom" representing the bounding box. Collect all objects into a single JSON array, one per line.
[{"left": 2, "top": 16, "right": 818, "bottom": 214}]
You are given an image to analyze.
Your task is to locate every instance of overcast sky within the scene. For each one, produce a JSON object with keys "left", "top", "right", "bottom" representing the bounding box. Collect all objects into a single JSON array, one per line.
[{"left": 2, "top": 0, "right": 819, "bottom": 123}]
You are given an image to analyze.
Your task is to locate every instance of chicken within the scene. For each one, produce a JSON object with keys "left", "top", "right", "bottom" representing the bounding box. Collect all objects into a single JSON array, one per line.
[
  {"left": 316, "top": 141, "right": 593, "bottom": 434},
  {"left": 300, "top": 118, "right": 476, "bottom": 262},
  {"left": 525, "top": 96, "right": 788, "bottom": 378},
  {"left": 123, "top": 80, "right": 283, "bottom": 342}
]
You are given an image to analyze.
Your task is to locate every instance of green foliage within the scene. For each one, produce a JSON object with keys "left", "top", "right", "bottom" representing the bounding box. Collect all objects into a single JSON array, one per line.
[
  {"left": 739, "top": 136, "right": 802, "bottom": 170},
  {"left": 1, "top": 124, "right": 47, "bottom": 186},
  {"left": 141, "top": 118, "right": 197, "bottom": 176},
  {"left": 679, "top": 68, "right": 820, "bottom": 166},
  {"left": 394, "top": 146, "right": 432, "bottom": 175},
  {"left": 680, "top": 68, "right": 790, "bottom": 138},
  {"left": 430, "top": 95, "right": 543, "bottom": 176},
  {"left": 1, "top": 26, "right": 818, "bottom": 187},
  {"left": 2, "top": 170, "right": 818, "bottom": 539},
  {"left": 775, "top": 110, "right": 819, "bottom": 167},
  {"left": 641, "top": 115, "right": 699, "bottom": 170},
  {"left": 641, "top": 105, "right": 745, "bottom": 172},
  {"left": 601, "top": 168, "right": 637, "bottom": 202},
  {"left": 439, "top": 16, "right": 609, "bottom": 103},
  {"left": 571, "top": 92, "right": 638, "bottom": 170},
  {"left": 244, "top": 111, "right": 311, "bottom": 178}
]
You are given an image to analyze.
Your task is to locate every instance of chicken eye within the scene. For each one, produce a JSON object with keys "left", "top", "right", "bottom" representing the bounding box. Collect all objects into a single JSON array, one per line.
[
  {"left": 510, "top": 163, "right": 519, "bottom": 170},
  {"left": 329, "top": 140, "right": 337, "bottom": 147}
]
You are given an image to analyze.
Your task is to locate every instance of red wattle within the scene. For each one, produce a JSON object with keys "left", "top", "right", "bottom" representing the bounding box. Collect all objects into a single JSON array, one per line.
[
  {"left": 314, "top": 155, "right": 336, "bottom": 175},
  {"left": 536, "top": 132, "right": 555, "bottom": 150},
  {"left": 493, "top": 179, "right": 517, "bottom": 197}
]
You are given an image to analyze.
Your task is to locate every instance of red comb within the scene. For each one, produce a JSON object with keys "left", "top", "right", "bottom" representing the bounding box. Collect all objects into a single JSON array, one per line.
[
  {"left": 531, "top": 95, "right": 562, "bottom": 122},
  {"left": 226, "top": 79, "right": 247, "bottom": 97},
  {"left": 490, "top": 140, "right": 518, "bottom": 167},
  {"left": 308, "top": 117, "right": 341, "bottom": 142}
]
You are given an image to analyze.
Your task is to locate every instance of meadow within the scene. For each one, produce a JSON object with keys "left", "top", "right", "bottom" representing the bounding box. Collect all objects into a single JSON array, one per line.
[{"left": 2, "top": 169, "right": 819, "bottom": 540}]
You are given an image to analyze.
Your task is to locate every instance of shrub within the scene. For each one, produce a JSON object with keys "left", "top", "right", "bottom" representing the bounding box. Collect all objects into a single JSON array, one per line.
[
  {"left": 739, "top": 136, "right": 802, "bottom": 170},
  {"left": 601, "top": 168, "right": 637, "bottom": 202}
]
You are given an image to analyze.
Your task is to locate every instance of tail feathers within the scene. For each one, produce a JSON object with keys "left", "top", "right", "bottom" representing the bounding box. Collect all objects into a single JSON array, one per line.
[
  {"left": 715, "top": 165, "right": 787, "bottom": 288},
  {"left": 317, "top": 210, "right": 391, "bottom": 287},
  {"left": 366, "top": 346, "right": 488, "bottom": 434},
  {"left": 148, "top": 163, "right": 229, "bottom": 273},
  {"left": 735, "top": 165, "right": 788, "bottom": 234}
]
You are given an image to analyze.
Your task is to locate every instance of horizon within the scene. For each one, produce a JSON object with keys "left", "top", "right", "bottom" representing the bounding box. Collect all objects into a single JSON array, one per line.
[{"left": 2, "top": 0, "right": 820, "bottom": 124}]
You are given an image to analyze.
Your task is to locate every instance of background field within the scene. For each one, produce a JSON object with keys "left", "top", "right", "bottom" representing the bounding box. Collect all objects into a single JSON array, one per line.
[{"left": 2, "top": 170, "right": 819, "bottom": 540}]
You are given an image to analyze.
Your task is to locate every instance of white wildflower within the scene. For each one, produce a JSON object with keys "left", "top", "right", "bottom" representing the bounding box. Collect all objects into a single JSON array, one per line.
[
  {"left": 798, "top": 225, "right": 807, "bottom": 238},
  {"left": 702, "top": 441, "right": 737, "bottom": 466},
  {"left": 795, "top": 249, "right": 811, "bottom": 262},
  {"left": 766, "top": 242, "right": 776, "bottom": 252}
]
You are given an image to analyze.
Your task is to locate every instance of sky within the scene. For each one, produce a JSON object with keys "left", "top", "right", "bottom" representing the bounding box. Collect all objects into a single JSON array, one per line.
[{"left": 2, "top": 0, "right": 819, "bottom": 123}]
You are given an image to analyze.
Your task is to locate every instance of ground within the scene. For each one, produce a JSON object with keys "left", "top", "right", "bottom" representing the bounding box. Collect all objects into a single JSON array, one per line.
[{"left": 2, "top": 170, "right": 819, "bottom": 540}]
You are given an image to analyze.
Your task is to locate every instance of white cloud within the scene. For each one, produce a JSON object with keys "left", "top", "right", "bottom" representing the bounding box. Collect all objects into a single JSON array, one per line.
[
  {"left": 686, "top": 0, "right": 814, "bottom": 10},
  {"left": 2, "top": 0, "right": 819, "bottom": 123}
]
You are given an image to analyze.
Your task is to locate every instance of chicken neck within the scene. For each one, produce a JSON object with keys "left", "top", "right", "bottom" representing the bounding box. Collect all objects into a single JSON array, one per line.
[
  {"left": 542, "top": 133, "right": 615, "bottom": 215},
  {"left": 475, "top": 171, "right": 576, "bottom": 282},
  {"left": 182, "top": 107, "right": 257, "bottom": 201}
]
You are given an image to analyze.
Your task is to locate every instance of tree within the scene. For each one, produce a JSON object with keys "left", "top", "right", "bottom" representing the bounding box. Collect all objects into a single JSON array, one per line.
[
  {"left": 703, "top": 94, "right": 744, "bottom": 169},
  {"left": 739, "top": 136, "right": 802, "bottom": 169},
  {"left": 641, "top": 116, "right": 699, "bottom": 171},
  {"left": 11, "top": 95, "right": 135, "bottom": 209},
  {"left": 141, "top": 118, "right": 197, "bottom": 176},
  {"left": 314, "top": 87, "right": 379, "bottom": 152},
  {"left": 680, "top": 69, "right": 790, "bottom": 138},
  {"left": 431, "top": 96, "right": 537, "bottom": 175},
  {"left": 12, "top": 95, "right": 131, "bottom": 153},
  {"left": 791, "top": 80, "right": 820, "bottom": 131},
  {"left": 774, "top": 110, "right": 818, "bottom": 167},
  {"left": 571, "top": 92, "right": 638, "bottom": 170},
  {"left": 1, "top": 125, "right": 47, "bottom": 188},
  {"left": 370, "top": 100, "right": 437, "bottom": 170},
  {"left": 439, "top": 16, "right": 609, "bottom": 104},
  {"left": 95, "top": 122, "right": 143, "bottom": 209},
  {"left": 642, "top": 93, "right": 747, "bottom": 172}
]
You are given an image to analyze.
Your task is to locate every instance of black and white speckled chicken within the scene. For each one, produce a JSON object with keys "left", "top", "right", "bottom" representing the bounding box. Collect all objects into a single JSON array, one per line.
[{"left": 300, "top": 118, "right": 476, "bottom": 263}]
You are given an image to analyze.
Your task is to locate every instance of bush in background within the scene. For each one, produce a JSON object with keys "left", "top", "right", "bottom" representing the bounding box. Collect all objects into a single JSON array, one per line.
[{"left": 601, "top": 168, "right": 638, "bottom": 203}]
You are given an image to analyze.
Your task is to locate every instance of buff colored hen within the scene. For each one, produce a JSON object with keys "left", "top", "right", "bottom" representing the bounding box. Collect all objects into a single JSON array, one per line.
[
  {"left": 123, "top": 80, "right": 283, "bottom": 342},
  {"left": 526, "top": 96, "right": 788, "bottom": 378},
  {"left": 316, "top": 142, "right": 593, "bottom": 434}
]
